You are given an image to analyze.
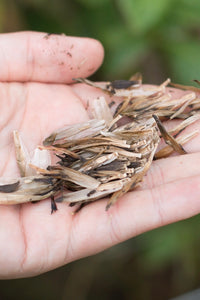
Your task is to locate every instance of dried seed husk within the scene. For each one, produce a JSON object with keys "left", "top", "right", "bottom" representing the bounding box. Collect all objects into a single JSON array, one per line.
[
  {"left": 91, "top": 97, "right": 113, "bottom": 126},
  {"left": 169, "top": 114, "right": 200, "bottom": 135},
  {"left": 43, "top": 119, "right": 106, "bottom": 146},
  {"left": 155, "top": 130, "right": 198, "bottom": 159},
  {"left": 170, "top": 82, "right": 200, "bottom": 93},
  {"left": 60, "top": 178, "right": 132, "bottom": 204},
  {"left": 153, "top": 115, "right": 187, "bottom": 155},
  {"left": 194, "top": 79, "right": 200, "bottom": 85},
  {"left": 0, "top": 176, "right": 59, "bottom": 204},
  {"left": 0, "top": 77, "right": 200, "bottom": 211},
  {"left": 13, "top": 131, "right": 29, "bottom": 177},
  {"left": 74, "top": 78, "right": 170, "bottom": 98}
]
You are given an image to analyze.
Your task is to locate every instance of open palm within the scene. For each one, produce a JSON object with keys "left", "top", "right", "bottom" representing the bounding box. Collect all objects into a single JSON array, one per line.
[{"left": 1, "top": 32, "right": 200, "bottom": 279}]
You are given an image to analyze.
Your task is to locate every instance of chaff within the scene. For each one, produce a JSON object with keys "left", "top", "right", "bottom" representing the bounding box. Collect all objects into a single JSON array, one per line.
[{"left": 0, "top": 77, "right": 199, "bottom": 211}]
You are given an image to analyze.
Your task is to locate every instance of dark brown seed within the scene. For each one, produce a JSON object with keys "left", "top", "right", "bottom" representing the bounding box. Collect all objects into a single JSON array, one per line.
[
  {"left": 0, "top": 181, "right": 20, "bottom": 193},
  {"left": 108, "top": 80, "right": 139, "bottom": 90},
  {"left": 87, "top": 190, "right": 96, "bottom": 197},
  {"left": 51, "top": 196, "right": 58, "bottom": 214},
  {"left": 153, "top": 115, "right": 186, "bottom": 155}
]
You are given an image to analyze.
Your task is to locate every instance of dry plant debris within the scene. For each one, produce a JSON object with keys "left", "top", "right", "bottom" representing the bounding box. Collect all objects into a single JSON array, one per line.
[{"left": 0, "top": 76, "right": 200, "bottom": 212}]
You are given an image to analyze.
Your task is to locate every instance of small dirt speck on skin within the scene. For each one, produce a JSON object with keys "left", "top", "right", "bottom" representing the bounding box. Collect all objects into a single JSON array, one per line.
[
  {"left": 88, "top": 68, "right": 95, "bottom": 72},
  {"left": 43, "top": 33, "right": 66, "bottom": 40},
  {"left": 43, "top": 33, "right": 53, "bottom": 39},
  {"left": 67, "top": 52, "right": 72, "bottom": 57}
]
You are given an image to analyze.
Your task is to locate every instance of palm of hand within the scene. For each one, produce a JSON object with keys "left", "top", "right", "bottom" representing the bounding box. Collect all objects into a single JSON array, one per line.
[
  {"left": 0, "top": 32, "right": 200, "bottom": 279},
  {"left": 0, "top": 81, "right": 91, "bottom": 278}
]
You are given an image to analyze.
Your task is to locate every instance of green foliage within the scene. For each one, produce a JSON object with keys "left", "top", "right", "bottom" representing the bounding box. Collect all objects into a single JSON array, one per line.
[
  {"left": 117, "top": 0, "right": 172, "bottom": 34},
  {"left": 138, "top": 216, "right": 200, "bottom": 271},
  {"left": 76, "top": 0, "right": 109, "bottom": 8},
  {"left": 1, "top": 0, "right": 200, "bottom": 83},
  {"left": 165, "top": 40, "right": 200, "bottom": 83}
]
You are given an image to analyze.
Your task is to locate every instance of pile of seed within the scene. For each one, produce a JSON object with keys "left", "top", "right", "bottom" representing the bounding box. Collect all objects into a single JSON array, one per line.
[{"left": 0, "top": 76, "right": 199, "bottom": 211}]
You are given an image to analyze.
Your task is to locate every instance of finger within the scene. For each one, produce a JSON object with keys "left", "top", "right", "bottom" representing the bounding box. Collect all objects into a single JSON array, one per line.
[
  {"left": 67, "top": 174, "right": 200, "bottom": 261},
  {"left": 141, "top": 152, "right": 200, "bottom": 190},
  {"left": 0, "top": 31, "right": 104, "bottom": 83}
]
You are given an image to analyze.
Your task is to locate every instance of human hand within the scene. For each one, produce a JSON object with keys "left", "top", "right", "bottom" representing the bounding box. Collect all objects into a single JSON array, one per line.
[{"left": 0, "top": 31, "right": 200, "bottom": 279}]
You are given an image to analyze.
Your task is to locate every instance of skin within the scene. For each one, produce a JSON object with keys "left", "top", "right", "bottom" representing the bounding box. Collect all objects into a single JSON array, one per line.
[{"left": 0, "top": 31, "right": 200, "bottom": 279}]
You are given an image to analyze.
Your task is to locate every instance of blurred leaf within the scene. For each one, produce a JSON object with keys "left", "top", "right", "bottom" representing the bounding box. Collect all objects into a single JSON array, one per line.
[
  {"left": 75, "top": 0, "right": 109, "bottom": 8},
  {"left": 139, "top": 227, "right": 182, "bottom": 270},
  {"left": 165, "top": 40, "right": 200, "bottom": 84},
  {"left": 103, "top": 38, "right": 148, "bottom": 79},
  {"left": 99, "top": 26, "right": 148, "bottom": 78},
  {"left": 0, "top": 0, "right": 6, "bottom": 31},
  {"left": 171, "top": 0, "right": 200, "bottom": 28},
  {"left": 138, "top": 216, "right": 200, "bottom": 271},
  {"left": 99, "top": 23, "right": 149, "bottom": 78},
  {"left": 117, "top": 0, "right": 172, "bottom": 34}
]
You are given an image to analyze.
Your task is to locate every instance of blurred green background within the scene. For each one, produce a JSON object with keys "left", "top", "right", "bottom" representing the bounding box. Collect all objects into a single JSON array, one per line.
[{"left": 0, "top": 0, "right": 200, "bottom": 299}]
